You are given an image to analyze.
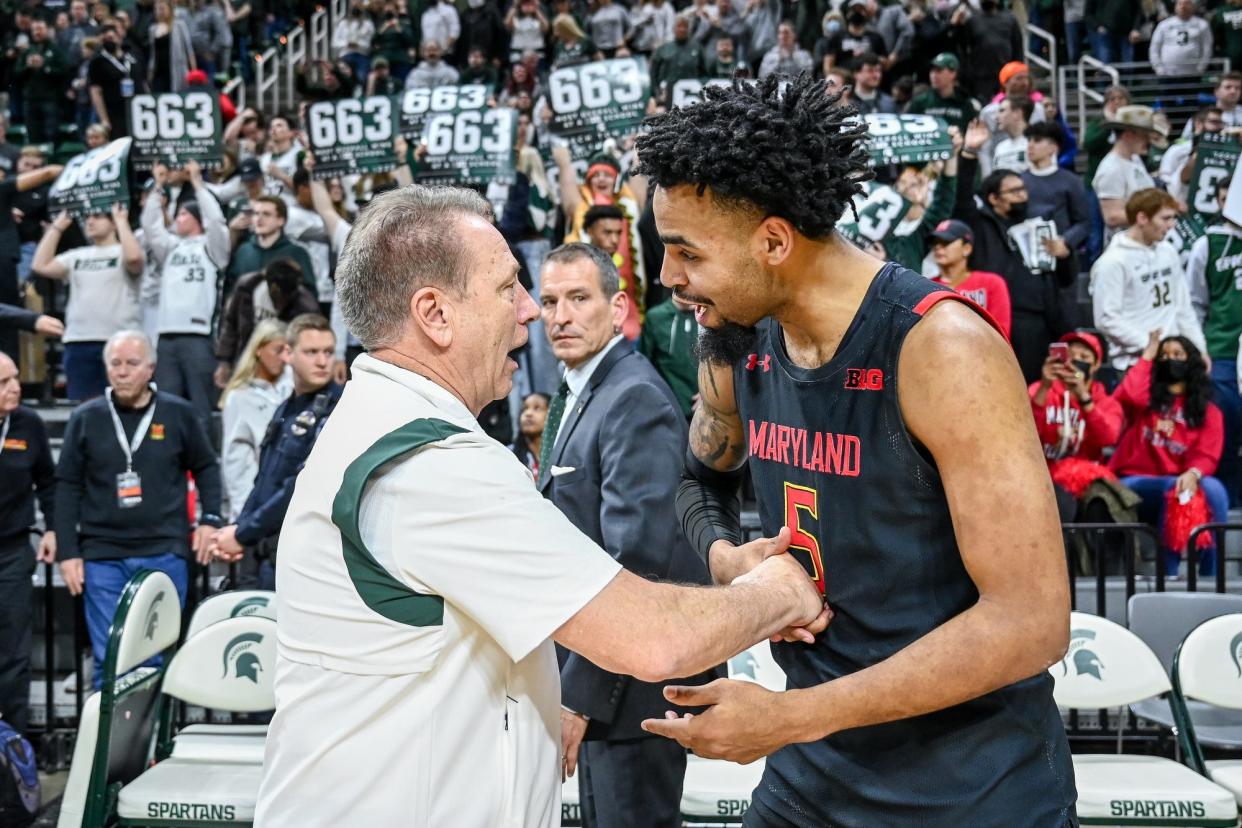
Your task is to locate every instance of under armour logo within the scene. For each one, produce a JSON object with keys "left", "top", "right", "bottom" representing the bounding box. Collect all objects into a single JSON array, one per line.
[{"left": 745, "top": 354, "right": 771, "bottom": 372}]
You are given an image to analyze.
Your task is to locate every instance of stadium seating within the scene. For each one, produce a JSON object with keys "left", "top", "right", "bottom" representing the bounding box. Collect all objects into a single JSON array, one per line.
[
  {"left": 1052, "top": 612, "right": 1239, "bottom": 827},
  {"left": 1171, "top": 613, "right": 1242, "bottom": 809},
  {"left": 57, "top": 570, "right": 182, "bottom": 828},
  {"left": 115, "top": 615, "right": 277, "bottom": 827},
  {"left": 1129, "top": 594, "right": 1242, "bottom": 749},
  {"left": 184, "top": 590, "right": 277, "bottom": 641}
]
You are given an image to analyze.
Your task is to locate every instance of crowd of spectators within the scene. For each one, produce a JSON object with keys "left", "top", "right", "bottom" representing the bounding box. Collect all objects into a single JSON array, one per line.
[{"left": 0, "top": 0, "right": 1241, "bottom": 741}]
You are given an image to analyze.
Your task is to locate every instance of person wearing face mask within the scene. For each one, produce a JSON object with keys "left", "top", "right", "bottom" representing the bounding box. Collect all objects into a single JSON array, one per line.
[
  {"left": 815, "top": 0, "right": 883, "bottom": 75},
  {"left": 1091, "top": 188, "right": 1206, "bottom": 371},
  {"left": 1029, "top": 332, "right": 1124, "bottom": 520},
  {"left": 1110, "top": 331, "right": 1225, "bottom": 577},
  {"left": 955, "top": 118, "right": 1077, "bottom": 382}
]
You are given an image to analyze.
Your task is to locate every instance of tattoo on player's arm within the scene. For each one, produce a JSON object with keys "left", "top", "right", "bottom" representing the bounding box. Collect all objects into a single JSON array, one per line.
[{"left": 691, "top": 402, "right": 745, "bottom": 470}]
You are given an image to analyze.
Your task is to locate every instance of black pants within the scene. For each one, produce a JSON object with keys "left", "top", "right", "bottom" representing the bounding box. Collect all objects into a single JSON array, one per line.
[
  {"left": 579, "top": 736, "right": 686, "bottom": 828},
  {"left": 0, "top": 535, "right": 33, "bottom": 734}
]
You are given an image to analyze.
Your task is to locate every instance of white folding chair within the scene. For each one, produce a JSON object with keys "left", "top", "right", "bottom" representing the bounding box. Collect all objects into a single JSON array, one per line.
[
  {"left": 184, "top": 590, "right": 276, "bottom": 640},
  {"left": 1052, "top": 612, "right": 1238, "bottom": 827},
  {"left": 1172, "top": 613, "right": 1242, "bottom": 808},
  {"left": 115, "top": 616, "right": 278, "bottom": 827},
  {"left": 727, "top": 641, "right": 786, "bottom": 692},
  {"left": 58, "top": 570, "right": 181, "bottom": 828}
]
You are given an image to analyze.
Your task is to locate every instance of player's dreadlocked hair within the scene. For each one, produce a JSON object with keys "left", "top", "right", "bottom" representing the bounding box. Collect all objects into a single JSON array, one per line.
[{"left": 634, "top": 73, "right": 873, "bottom": 240}]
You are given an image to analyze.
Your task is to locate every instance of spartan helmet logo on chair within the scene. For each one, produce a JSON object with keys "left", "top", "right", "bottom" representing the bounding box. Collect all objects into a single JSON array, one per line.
[
  {"left": 222, "top": 632, "right": 265, "bottom": 683},
  {"left": 1061, "top": 629, "right": 1104, "bottom": 680},
  {"left": 229, "top": 596, "right": 271, "bottom": 618},
  {"left": 144, "top": 593, "right": 166, "bottom": 641},
  {"left": 1231, "top": 632, "right": 1242, "bottom": 678}
]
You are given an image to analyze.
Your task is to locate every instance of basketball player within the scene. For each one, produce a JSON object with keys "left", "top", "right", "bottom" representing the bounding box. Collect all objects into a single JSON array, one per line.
[{"left": 637, "top": 75, "right": 1077, "bottom": 825}]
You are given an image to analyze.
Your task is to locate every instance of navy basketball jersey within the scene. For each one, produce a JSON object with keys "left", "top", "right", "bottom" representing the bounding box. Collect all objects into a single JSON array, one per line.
[{"left": 733, "top": 263, "right": 1076, "bottom": 826}]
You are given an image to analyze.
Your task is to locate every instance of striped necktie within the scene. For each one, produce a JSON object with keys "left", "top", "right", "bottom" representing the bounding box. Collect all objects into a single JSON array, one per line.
[{"left": 539, "top": 380, "right": 570, "bottom": 476}]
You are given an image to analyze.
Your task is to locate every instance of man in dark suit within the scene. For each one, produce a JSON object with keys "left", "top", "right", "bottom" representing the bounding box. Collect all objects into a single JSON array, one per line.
[{"left": 538, "top": 243, "right": 718, "bottom": 828}]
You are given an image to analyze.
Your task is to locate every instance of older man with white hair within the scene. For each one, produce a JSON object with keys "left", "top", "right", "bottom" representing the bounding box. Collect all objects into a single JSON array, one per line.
[
  {"left": 53, "top": 330, "right": 222, "bottom": 688},
  {"left": 254, "top": 186, "right": 828, "bottom": 827}
]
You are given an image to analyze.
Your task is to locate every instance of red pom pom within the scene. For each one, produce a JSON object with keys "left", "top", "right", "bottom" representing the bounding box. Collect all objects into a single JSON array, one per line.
[
  {"left": 1050, "top": 458, "right": 1117, "bottom": 499},
  {"left": 1163, "top": 486, "right": 1214, "bottom": 555}
]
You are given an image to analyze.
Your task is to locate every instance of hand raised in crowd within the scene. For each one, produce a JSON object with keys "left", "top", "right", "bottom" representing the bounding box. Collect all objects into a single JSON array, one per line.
[
  {"left": 60, "top": 559, "right": 84, "bottom": 596},
  {"left": 302, "top": 151, "right": 316, "bottom": 174},
  {"left": 392, "top": 136, "right": 408, "bottom": 161},
  {"left": 184, "top": 158, "right": 204, "bottom": 188},
  {"left": 332, "top": 360, "right": 348, "bottom": 384},
  {"left": 963, "top": 118, "right": 989, "bottom": 154},
  {"left": 948, "top": 125, "right": 963, "bottom": 155},
  {"left": 1143, "top": 329, "right": 1163, "bottom": 362},
  {"left": 151, "top": 161, "right": 170, "bottom": 187},
  {"left": 34, "top": 315, "right": 64, "bottom": 337},
  {"left": 36, "top": 531, "right": 56, "bottom": 564},
  {"left": 110, "top": 201, "right": 129, "bottom": 225},
  {"left": 52, "top": 211, "right": 73, "bottom": 232}
]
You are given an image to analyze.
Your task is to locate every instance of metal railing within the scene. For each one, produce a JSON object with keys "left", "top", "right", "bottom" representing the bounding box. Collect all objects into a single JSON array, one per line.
[
  {"left": 1025, "top": 24, "right": 1058, "bottom": 99},
  {"left": 254, "top": 46, "right": 281, "bottom": 115},
  {"left": 310, "top": 7, "right": 329, "bottom": 62},
  {"left": 222, "top": 74, "right": 246, "bottom": 111},
  {"left": 1075, "top": 55, "right": 1119, "bottom": 145},
  {"left": 283, "top": 25, "right": 307, "bottom": 112},
  {"left": 329, "top": 0, "right": 347, "bottom": 57}
]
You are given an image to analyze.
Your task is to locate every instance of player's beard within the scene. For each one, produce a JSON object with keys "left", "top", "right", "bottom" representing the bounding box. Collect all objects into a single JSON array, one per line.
[{"left": 695, "top": 321, "right": 759, "bottom": 367}]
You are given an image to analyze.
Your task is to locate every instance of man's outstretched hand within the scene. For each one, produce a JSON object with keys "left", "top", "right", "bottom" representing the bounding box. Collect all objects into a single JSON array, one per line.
[{"left": 641, "top": 678, "right": 798, "bottom": 763}]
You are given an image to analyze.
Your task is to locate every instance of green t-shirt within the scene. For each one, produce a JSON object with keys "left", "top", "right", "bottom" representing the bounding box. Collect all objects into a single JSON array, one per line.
[
  {"left": 1198, "top": 225, "right": 1242, "bottom": 359},
  {"left": 1215, "top": 5, "right": 1242, "bottom": 68},
  {"left": 905, "top": 88, "right": 981, "bottom": 133}
]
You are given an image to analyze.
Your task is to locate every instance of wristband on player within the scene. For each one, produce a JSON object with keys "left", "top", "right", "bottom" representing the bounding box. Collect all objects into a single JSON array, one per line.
[{"left": 675, "top": 445, "right": 745, "bottom": 565}]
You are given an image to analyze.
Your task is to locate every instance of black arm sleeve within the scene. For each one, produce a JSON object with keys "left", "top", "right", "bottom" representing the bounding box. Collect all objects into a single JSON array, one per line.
[{"left": 675, "top": 443, "right": 745, "bottom": 566}]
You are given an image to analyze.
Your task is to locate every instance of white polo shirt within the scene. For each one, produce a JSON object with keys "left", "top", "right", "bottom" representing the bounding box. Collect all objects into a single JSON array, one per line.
[{"left": 255, "top": 354, "right": 621, "bottom": 828}]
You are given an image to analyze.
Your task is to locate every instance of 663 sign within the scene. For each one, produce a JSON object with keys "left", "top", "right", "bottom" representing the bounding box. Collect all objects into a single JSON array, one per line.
[
  {"left": 49, "top": 137, "right": 132, "bottom": 217},
  {"left": 416, "top": 107, "right": 517, "bottom": 186},
  {"left": 129, "top": 93, "right": 222, "bottom": 169},
  {"left": 307, "top": 96, "right": 397, "bottom": 178},
  {"left": 546, "top": 57, "right": 650, "bottom": 162},
  {"left": 863, "top": 114, "right": 953, "bottom": 165},
  {"left": 398, "top": 84, "right": 489, "bottom": 138}
]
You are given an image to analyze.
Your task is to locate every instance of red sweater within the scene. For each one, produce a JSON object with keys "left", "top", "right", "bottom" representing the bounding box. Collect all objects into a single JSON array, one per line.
[
  {"left": 932, "top": 271, "right": 1012, "bottom": 337},
  {"left": 1029, "top": 379, "right": 1124, "bottom": 464},
  {"left": 1108, "top": 358, "right": 1224, "bottom": 478}
]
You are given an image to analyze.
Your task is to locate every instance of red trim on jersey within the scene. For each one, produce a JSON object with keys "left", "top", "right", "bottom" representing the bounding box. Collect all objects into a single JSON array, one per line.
[{"left": 911, "top": 290, "right": 1010, "bottom": 344}]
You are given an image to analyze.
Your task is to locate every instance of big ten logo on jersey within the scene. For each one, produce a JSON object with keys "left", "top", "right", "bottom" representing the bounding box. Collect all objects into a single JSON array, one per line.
[{"left": 844, "top": 368, "right": 884, "bottom": 391}]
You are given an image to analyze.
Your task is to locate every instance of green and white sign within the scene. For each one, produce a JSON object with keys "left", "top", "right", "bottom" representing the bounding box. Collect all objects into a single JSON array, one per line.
[
  {"left": 864, "top": 114, "right": 953, "bottom": 166},
  {"left": 1168, "top": 213, "right": 1207, "bottom": 261},
  {"left": 415, "top": 106, "right": 518, "bottom": 185},
  {"left": 306, "top": 96, "right": 397, "bottom": 179},
  {"left": 546, "top": 57, "right": 650, "bottom": 162},
  {"left": 837, "top": 184, "right": 911, "bottom": 245},
  {"left": 397, "top": 84, "right": 490, "bottom": 139},
  {"left": 129, "top": 92, "right": 222, "bottom": 170},
  {"left": 49, "top": 137, "right": 131, "bottom": 217},
  {"left": 670, "top": 77, "right": 732, "bottom": 109},
  {"left": 1189, "top": 133, "right": 1240, "bottom": 221}
]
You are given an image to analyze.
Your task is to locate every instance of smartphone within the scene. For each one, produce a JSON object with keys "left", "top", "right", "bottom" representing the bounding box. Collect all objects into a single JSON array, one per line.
[{"left": 1048, "top": 343, "right": 1070, "bottom": 363}]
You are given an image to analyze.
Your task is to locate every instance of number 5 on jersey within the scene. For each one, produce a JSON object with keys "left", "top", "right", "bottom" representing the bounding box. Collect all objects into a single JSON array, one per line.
[{"left": 783, "top": 482, "right": 825, "bottom": 595}]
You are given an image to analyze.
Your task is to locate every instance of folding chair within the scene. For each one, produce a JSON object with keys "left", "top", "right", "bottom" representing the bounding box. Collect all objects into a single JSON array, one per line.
[
  {"left": 184, "top": 590, "right": 276, "bottom": 640},
  {"left": 114, "top": 615, "right": 278, "bottom": 826},
  {"left": 1129, "top": 593, "right": 1242, "bottom": 748},
  {"left": 1171, "top": 613, "right": 1242, "bottom": 808},
  {"left": 1051, "top": 612, "right": 1238, "bottom": 827},
  {"left": 57, "top": 570, "right": 181, "bottom": 828}
]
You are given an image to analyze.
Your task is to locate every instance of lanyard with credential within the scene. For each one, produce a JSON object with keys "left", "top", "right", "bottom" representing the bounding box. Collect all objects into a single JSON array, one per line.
[{"left": 106, "top": 387, "right": 157, "bottom": 472}]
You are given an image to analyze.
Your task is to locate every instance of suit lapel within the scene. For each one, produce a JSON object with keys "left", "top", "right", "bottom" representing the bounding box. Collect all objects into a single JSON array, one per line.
[{"left": 538, "top": 343, "right": 632, "bottom": 493}]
